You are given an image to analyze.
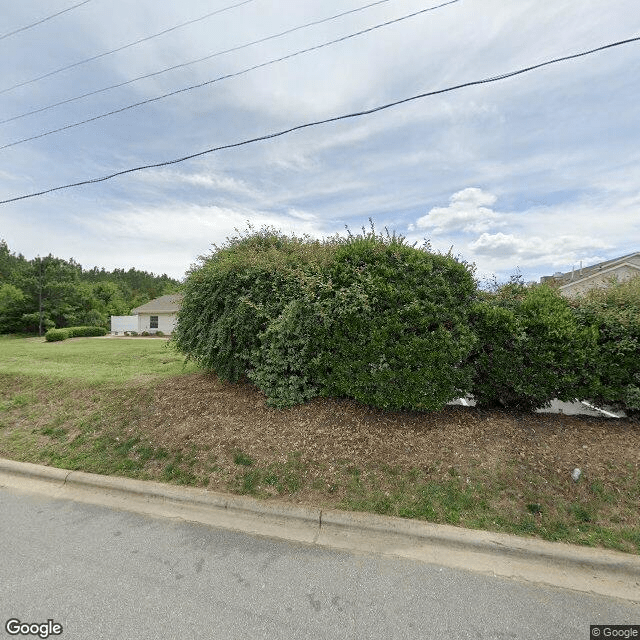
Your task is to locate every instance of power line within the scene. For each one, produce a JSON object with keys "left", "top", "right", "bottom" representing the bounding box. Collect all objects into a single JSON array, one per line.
[
  {"left": 0, "top": 0, "right": 460, "bottom": 150},
  {"left": 0, "top": 0, "right": 258, "bottom": 95},
  {"left": 1, "top": 0, "right": 400, "bottom": 125},
  {"left": 0, "top": 0, "right": 95, "bottom": 42},
  {"left": 1, "top": 35, "right": 638, "bottom": 206}
]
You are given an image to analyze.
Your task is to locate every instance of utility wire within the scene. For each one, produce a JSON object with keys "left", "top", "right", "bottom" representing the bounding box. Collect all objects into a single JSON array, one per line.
[
  {"left": 0, "top": 0, "right": 258, "bottom": 95},
  {"left": 0, "top": 0, "right": 459, "bottom": 150},
  {"left": 0, "top": 0, "right": 94, "bottom": 42},
  {"left": 1, "top": 35, "right": 638, "bottom": 206},
  {"left": 2, "top": 0, "right": 400, "bottom": 125}
]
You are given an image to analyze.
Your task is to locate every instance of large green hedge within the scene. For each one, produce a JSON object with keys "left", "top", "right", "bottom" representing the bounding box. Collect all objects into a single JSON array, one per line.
[
  {"left": 173, "top": 225, "right": 638, "bottom": 415},
  {"left": 312, "top": 237, "right": 477, "bottom": 410},
  {"left": 469, "top": 284, "right": 597, "bottom": 410},
  {"left": 174, "top": 225, "right": 478, "bottom": 410},
  {"left": 569, "top": 277, "right": 640, "bottom": 415},
  {"left": 173, "top": 227, "right": 333, "bottom": 386}
]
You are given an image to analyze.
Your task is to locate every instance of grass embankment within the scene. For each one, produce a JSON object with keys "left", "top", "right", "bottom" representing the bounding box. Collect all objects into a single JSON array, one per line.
[{"left": 0, "top": 334, "right": 638, "bottom": 553}]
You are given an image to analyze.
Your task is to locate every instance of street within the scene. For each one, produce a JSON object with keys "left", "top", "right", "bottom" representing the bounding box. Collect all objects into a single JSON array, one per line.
[{"left": 1, "top": 487, "right": 638, "bottom": 639}]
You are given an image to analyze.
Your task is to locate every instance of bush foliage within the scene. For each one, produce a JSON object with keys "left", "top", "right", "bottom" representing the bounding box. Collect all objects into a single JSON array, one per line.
[
  {"left": 44, "top": 328, "right": 69, "bottom": 342},
  {"left": 174, "top": 226, "right": 332, "bottom": 388},
  {"left": 311, "top": 237, "right": 477, "bottom": 410},
  {"left": 174, "top": 224, "right": 638, "bottom": 415},
  {"left": 45, "top": 326, "right": 108, "bottom": 342},
  {"left": 469, "top": 284, "right": 597, "bottom": 410},
  {"left": 568, "top": 276, "right": 640, "bottom": 414},
  {"left": 174, "top": 224, "right": 478, "bottom": 410}
]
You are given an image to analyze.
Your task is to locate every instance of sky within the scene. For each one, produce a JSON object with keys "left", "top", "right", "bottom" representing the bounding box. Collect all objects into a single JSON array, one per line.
[{"left": 0, "top": 0, "right": 639, "bottom": 284}]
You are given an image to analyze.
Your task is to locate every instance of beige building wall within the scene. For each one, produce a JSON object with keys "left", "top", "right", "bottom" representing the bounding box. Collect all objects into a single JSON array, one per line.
[{"left": 560, "top": 265, "right": 640, "bottom": 298}]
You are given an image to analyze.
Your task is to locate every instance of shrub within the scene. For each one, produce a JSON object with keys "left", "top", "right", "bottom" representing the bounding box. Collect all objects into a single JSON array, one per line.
[
  {"left": 569, "top": 276, "right": 640, "bottom": 415},
  {"left": 129, "top": 331, "right": 138, "bottom": 336},
  {"left": 469, "top": 284, "right": 597, "bottom": 410},
  {"left": 45, "top": 328, "right": 70, "bottom": 342},
  {"left": 176, "top": 223, "right": 478, "bottom": 410},
  {"left": 44, "top": 326, "right": 107, "bottom": 342},
  {"left": 312, "top": 236, "right": 477, "bottom": 410},
  {"left": 67, "top": 326, "right": 107, "bottom": 337},
  {"left": 247, "top": 285, "right": 329, "bottom": 408},
  {"left": 141, "top": 331, "right": 150, "bottom": 336},
  {"left": 174, "top": 226, "right": 332, "bottom": 384},
  {"left": 155, "top": 330, "right": 164, "bottom": 337}
]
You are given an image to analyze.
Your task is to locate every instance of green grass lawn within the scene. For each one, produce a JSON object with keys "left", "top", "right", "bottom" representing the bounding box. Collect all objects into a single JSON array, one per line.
[
  {"left": 0, "top": 335, "right": 198, "bottom": 384},
  {"left": 0, "top": 335, "right": 200, "bottom": 483}
]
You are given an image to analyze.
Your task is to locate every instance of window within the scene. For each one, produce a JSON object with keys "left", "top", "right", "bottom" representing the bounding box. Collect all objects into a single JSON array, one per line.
[{"left": 150, "top": 315, "right": 158, "bottom": 329}]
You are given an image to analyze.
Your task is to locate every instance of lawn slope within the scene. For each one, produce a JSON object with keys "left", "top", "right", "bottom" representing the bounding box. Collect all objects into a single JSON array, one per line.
[{"left": 1, "top": 335, "right": 638, "bottom": 553}]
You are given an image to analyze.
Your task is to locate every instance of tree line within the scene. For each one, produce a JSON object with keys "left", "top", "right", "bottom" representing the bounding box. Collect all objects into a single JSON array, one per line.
[{"left": 0, "top": 240, "right": 180, "bottom": 335}]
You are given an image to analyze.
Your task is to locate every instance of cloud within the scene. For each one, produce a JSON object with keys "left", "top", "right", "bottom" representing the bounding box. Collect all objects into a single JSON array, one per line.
[
  {"left": 77, "top": 204, "right": 329, "bottom": 246},
  {"left": 137, "top": 169, "right": 256, "bottom": 197},
  {"left": 286, "top": 208, "right": 317, "bottom": 222},
  {"left": 469, "top": 232, "right": 612, "bottom": 265},
  {"left": 62, "top": 202, "right": 337, "bottom": 279},
  {"left": 412, "top": 188, "right": 505, "bottom": 234},
  {"left": 402, "top": 183, "right": 637, "bottom": 283},
  {"left": 0, "top": 169, "right": 21, "bottom": 182}
]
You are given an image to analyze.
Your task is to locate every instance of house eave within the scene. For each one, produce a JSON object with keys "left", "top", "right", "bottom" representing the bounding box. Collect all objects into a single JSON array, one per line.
[{"left": 558, "top": 262, "right": 640, "bottom": 291}]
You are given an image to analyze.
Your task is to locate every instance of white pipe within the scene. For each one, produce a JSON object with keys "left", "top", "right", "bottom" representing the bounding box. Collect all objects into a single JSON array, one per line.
[{"left": 578, "top": 400, "right": 621, "bottom": 418}]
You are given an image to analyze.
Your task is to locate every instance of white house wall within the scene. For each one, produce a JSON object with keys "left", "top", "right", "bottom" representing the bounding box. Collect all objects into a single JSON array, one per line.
[
  {"left": 110, "top": 315, "right": 138, "bottom": 334},
  {"left": 137, "top": 313, "right": 178, "bottom": 334}
]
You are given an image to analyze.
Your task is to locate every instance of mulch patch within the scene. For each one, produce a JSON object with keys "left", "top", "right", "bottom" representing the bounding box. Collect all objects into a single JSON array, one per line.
[{"left": 134, "top": 373, "right": 640, "bottom": 504}]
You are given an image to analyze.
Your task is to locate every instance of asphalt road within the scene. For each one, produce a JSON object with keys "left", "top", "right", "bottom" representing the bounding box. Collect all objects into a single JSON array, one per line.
[{"left": 1, "top": 487, "right": 638, "bottom": 640}]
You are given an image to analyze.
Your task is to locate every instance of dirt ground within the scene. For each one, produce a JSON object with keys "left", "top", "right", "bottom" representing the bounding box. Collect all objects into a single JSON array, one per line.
[{"left": 134, "top": 373, "right": 640, "bottom": 506}]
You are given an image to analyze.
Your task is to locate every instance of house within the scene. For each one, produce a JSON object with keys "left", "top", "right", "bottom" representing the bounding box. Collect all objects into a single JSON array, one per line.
[
  {"left": 540, "top": 251, "right": 640, "bottom": 298},
  {"left": 110, "top": 294, "right": 183, "bottom": 335}
]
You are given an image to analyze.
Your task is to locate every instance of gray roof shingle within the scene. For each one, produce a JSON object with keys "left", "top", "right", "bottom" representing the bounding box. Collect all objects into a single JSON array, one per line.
[{"left": 131, "top": 294, "right": 183, "bottom": 314}]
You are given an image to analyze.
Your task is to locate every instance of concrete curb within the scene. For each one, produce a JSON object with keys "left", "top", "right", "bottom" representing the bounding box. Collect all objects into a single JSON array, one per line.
[{"left": 1, "top": 457, "right": 639, "bottom": 602}]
